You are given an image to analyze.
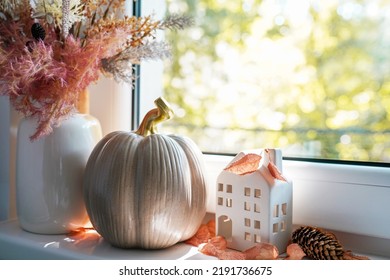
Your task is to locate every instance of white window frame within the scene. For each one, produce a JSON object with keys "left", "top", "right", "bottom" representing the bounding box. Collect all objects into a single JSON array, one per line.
[{"left": 138, "top": 0, "right": 390, "bottom": 249}]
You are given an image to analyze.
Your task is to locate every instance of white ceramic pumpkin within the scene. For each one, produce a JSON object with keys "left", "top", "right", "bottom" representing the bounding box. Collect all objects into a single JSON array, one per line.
[{"left": 83, "top": 97, "right": 207, "bottom": 249}]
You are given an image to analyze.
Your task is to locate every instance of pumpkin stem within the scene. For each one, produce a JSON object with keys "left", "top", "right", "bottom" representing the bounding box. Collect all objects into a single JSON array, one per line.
[{"left": 135, "top": 97, "right": 174, "bottom": 136}]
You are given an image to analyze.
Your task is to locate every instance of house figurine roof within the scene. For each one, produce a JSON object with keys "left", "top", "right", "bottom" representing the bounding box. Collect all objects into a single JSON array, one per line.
[
  {"left": 216, "top": 149, "right": 292, "bottom": 253},
  {"left": 223, "top": 149, "right": 286, "bottom": 185}
]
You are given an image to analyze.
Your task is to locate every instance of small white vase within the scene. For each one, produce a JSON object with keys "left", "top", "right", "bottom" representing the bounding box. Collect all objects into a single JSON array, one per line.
[{"left": 16, "top": 114, "right": 102, "bottom": 234}]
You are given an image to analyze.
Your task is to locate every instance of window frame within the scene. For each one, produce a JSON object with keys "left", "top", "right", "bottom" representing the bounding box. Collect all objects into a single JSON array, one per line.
[
  {"left": 131, "top": 0, "right": 141, "bottom": 130},
  {"left": 136, "top": 0, "right": 390, "bottom": 246}
]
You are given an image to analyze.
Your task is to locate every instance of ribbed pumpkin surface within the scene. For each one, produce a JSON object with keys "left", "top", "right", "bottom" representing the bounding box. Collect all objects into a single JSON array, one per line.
[{"left": 83, "top": 131, "right": 207, "bottom": 249}]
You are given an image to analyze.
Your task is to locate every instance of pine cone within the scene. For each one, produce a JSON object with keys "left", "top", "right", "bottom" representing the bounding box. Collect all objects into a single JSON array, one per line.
[
  {"left": 291, "top": 226, "right": 344, "bottom": 260},
  {"left": 31, "top": 23, "right": 46, "bottom": 41}
]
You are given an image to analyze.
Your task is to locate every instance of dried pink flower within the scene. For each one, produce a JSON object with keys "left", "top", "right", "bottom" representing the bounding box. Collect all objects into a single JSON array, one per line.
[{"left": 0, "top": 1, "right": 192, "bottom": 140}]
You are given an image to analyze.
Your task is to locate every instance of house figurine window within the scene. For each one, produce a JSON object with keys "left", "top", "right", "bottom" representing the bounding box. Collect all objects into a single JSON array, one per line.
[{"left": 215, "top": 149, "right": 293, "bottom": 253}]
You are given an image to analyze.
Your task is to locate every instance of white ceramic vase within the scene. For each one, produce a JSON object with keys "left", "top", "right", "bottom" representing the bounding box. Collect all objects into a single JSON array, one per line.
[{"left": 16, "top": 114, "right": 102, "bottom": 234}]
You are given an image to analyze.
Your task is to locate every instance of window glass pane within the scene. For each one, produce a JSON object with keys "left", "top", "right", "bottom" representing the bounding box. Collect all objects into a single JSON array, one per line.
[{"left": 160, "top": 0, "right": 390, "bottom": 163}]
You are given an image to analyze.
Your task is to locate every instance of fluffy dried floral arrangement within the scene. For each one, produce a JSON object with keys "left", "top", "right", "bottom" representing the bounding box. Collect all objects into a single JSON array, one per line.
[{"left": 0, "top": 0, "right": 192, "bottom": 140}]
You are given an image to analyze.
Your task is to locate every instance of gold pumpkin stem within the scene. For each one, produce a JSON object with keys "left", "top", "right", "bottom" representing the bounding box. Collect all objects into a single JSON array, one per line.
[{"left": 135, "top": 97, "right": 174, "bottom": 136}]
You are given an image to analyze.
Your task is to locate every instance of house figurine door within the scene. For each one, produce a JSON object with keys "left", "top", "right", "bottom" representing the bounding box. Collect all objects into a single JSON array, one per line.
[{"left": 216, "top": 149, "right": 292, "bottom": 253}]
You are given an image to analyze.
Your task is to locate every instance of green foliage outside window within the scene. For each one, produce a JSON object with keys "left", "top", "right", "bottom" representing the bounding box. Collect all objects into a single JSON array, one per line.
[{"left": 162, "top": 0, "right": 390, "bottom": 162}]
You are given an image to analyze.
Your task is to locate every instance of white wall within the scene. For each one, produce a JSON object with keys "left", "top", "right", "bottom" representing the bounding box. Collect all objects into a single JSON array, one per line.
[{"left": 89, "top": 77, "right": 132, "bottom": 136}]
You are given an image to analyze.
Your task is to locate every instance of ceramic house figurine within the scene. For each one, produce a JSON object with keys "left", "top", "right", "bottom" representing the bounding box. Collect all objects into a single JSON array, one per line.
[{"left": 216, "top": 149, "right": 292, "bottom": 253}]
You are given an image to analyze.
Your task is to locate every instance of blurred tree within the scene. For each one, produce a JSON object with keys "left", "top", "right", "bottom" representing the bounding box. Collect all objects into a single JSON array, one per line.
[{"left": 162, "top": 0, "right": 390, "bottom": 162}]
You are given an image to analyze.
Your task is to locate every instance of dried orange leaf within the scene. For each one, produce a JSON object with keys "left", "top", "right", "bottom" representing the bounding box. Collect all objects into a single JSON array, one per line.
[
  {"left": 216, "top": 250, "right": 246, "bottom": 260},
  {"left": 243, "top": 243, "right": 279, "bottom": 260},
  {"left": 185, "top": 224, "right": 212, "bottom": 247},
  {"left": 285, "top": 243, "right": 306, "bottom": 260},
  {"left": 209, "top": 236, "right": 227, "bottom": 250},
  {"left": 199, "top": 235, "right": 244, "bottom": 260},
  {"left": 224, "top": 154, "right": 262, "bottom": 175},
  {"left": 267, "top": 161, "right": 286, "bottom": 181},
  {"left": 199, "top": 242, "right": 218, "bottom": 256},
  {"left": 207, "top": 219, "right": 216, "bottom": 237}
]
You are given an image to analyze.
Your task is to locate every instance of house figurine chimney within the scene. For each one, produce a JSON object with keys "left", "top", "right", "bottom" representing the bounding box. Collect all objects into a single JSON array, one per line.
[{"left": 215, "top": 148, "right": 292, "bottom": 253}]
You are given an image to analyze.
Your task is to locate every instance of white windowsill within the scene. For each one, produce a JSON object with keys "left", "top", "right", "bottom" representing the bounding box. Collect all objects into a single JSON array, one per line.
[
  {"left": 0, "top": 218, "right": 389, "bottom": 260},
  {"left": 0, "top": 219, "right": 214, "bottom": 260}
]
